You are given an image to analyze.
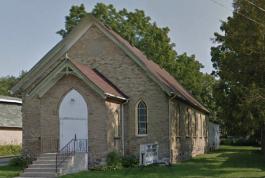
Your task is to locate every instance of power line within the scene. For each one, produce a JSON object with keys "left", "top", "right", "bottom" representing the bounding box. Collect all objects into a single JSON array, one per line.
[
  {"left": 209, "top": 0, "right": 265, "bottom": 28},
  {"left": 244, "top": 0, "right": 265, "bottom": 13}
]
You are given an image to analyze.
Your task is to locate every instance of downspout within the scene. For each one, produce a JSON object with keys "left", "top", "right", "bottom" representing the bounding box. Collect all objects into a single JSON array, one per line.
[
  {"left": 121, "top": 99, "right": 129, "bottom": 156},
  {"left": 168, "top": 93, "right": 178, "bottom": 164}
]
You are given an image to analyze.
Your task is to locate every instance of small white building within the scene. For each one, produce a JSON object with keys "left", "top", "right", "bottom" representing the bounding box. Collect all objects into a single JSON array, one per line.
[
  {"left": 208, "top": 122, "right": 220, "bottom": 151},
  {"left": 0, "top": 96, "right": 22, "bottom": 145}
]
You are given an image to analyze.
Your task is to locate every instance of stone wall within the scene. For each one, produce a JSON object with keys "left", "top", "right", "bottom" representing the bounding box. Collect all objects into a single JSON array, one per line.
[
  {"left": 22, "top": 96, "right": 41, "bottom": 157},
  {"left": 23, "top": 75, "right": 117, "bottom": 163},
  {"left": 22, "top": 24, "right": 208, "bottom": 164},
  {"left": 105, "top": 101, "right": 122, "bottom": 153},
  {"left": 169, "top": 100, "right": 208, "bottom": 163},
  {"left": 67, "top": 25, "right": 170, "bottom": 160}
]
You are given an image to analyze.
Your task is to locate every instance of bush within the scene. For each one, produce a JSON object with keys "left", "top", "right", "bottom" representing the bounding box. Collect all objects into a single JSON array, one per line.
[
  {"left": 221, "top": 137, "right": 259, "bottom": 146},
  {"left": 9, "top": 154, "right": 33, "bottom": 168},
  {"left": 122, "top": 155, "right": 138, "bottom": 168},
  {"left": 0, "top": 145, "right": 21, "bottom": 156},
  {"left": 106, "top": 151, "right": 122, "bottom": 170},
  {"left": 91, "top": 152, "right": 139, "bottom": 171}
]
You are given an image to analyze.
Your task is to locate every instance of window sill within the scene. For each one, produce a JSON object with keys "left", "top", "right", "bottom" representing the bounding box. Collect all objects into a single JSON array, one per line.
[{"left": 136, "top": 134, "right": 148, "bottom": 137}]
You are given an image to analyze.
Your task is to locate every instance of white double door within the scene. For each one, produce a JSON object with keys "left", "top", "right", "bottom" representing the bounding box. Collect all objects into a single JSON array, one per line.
[{"left": 59, "top": 89, "right": 88, "bottom": 149}]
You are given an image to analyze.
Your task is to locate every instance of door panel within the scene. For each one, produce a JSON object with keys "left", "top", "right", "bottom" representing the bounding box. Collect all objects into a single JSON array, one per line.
[{"left": 59, "top": 89, "right": 88, "bottom": 149}]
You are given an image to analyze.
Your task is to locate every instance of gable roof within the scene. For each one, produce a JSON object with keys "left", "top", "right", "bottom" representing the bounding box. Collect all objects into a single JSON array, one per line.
[
  {"left": 71, "top": 60, "right": 127, "bottom": 100},
  {"left": 0, "top": 96, "right": 22, "bottom": 128},
  {"left": 102, "top": 25, "right": 208, "bottom": 113},
  {"left": 12, "top": 14, "right": 208, "bottom": 113},
  {"left": 28, "top": 58, "right": 127, "bottom": 102}
]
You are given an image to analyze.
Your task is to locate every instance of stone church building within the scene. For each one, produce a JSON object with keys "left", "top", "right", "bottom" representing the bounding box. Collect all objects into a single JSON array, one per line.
[{"left": 12, "top": 15, "right": 209, "bottom": 166}]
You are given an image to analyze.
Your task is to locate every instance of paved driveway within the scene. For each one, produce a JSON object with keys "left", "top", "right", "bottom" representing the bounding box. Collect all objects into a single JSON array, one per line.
[{"left": 0, "top": 156, "right": 16, "bottom": 166}]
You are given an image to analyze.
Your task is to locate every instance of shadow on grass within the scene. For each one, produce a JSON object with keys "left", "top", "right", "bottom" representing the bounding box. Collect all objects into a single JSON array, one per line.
[{"left": 62, "top": 146, "right": 265, "bottom": 178}]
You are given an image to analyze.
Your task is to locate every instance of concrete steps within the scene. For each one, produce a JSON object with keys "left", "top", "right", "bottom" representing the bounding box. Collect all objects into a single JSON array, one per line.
[
  {"left": 24, "top": 168, "right": 56, "bottom": 172},
  {"left": 29, "top": 164, "right": 56, "bottom": 168},
  {"left": 15, "top": 153, "right": 58, "bottom": 178},
  {"left": 17, "top": 172, "right": 56, "bottom": 177}
]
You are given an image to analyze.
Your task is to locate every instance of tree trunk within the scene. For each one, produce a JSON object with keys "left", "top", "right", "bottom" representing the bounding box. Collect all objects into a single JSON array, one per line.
[{"left": 262, "top": 125, "right": 265, "bottom": 158}]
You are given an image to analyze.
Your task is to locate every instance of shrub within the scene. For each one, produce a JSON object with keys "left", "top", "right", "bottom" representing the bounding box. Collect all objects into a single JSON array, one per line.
[
  {"left": 0, "top": 145, "right": 21, "bottom": 156},
  {"left": 122, "top": 155, "right": 138, "bottom": 168},
  {"left": 221, "top": 137, "right": 259, "bottom": 146},
  {"left": 91, "top": 152, "right": 139, "bottom": 171},
  {"left": 9, "top": 154, "right": 33, "bottom": 168},
  {"left": 106, "top": 151, "right": 122, "bottom": 170}
]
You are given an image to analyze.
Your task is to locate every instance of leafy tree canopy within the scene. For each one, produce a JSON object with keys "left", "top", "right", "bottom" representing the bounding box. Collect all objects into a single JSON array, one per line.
[
  {"left": 0, "top": 76, "right": 18, "bottom": 96},
  {"left": 0, "top": 71, "right": 26, "bottom": 97},
  {"left": 211, "top": 0, "right": 265, "bottom": 137}
]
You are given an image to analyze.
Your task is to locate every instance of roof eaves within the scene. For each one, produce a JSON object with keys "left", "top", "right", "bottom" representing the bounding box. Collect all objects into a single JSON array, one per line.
[
  {"left": 105, "top": 93, "right": 128, "bottom": 102},
  {"left": 94, "top": 22, "right": 172, "bottom": 96},
  {"left": 92, "top": 17, "right": 209, "bottom": 113},
  {"left": 0, "top": 99, "right": 22, "bottom": 105},
  {"left": 11, "top": 15, "right": 96, "bottom": 95}
]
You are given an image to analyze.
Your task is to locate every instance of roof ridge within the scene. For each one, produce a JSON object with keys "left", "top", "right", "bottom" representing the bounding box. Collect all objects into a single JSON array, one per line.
[
  {"left": 70, "top": 60, "right": 127, "bottom": 101},
  {"left": 93, "top": 19, "right": 208, "bottom": 113},
  {"left": 92, "top": 68, "right": 128, "bottom": 99}
]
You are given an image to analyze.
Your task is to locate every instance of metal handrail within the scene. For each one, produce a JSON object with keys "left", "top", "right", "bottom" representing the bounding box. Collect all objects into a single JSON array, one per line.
[
  {"left": 55, "top": 136, "right": 88, "bottom": 172},
  {"left": 56, "top": 138, "right": 75, "bottom": 172}
]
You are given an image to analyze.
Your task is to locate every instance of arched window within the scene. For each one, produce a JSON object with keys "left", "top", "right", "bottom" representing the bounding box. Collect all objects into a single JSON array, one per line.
[{"left": 137, "top": 100, "right": 147, "bottom": 135}]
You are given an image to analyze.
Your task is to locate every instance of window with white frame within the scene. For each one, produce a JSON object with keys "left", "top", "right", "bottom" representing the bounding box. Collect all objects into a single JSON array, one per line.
[{"left": 137, "top": 100, "right": 147, "bottom": 135}]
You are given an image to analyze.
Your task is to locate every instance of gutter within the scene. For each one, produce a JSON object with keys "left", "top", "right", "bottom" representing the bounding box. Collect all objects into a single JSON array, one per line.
[
  {"left": 0, "top": 99, "right": 22, "bottom": 104},
  {"left": 105, "top": 93, "right": 127, "bottom": 101},
  {"left": 121, "top": 99, "right": 129, "bottom": 156},
  {"left": 104, "top": 92, "right": 128, "bottom": 156}
]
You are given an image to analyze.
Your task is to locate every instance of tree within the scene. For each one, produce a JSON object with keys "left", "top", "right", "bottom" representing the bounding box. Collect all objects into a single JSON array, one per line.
[
  {"left": 0, "top": 71, "right": 27, "bottom": 97},
  {"left": 57, "top": 4, "right": 87, "bottom": 38},
  {"left": 0, "top": 76, "right": 18, "bottom": 96},
  {"left": 211, "top": 0, "right": 265, "bottom": 146},
  {"left": 58, "top": 3, "right": 217, "bottom": 120}
]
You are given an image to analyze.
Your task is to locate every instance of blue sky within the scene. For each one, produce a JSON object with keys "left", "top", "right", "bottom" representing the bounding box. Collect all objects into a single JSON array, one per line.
[{"left": 0, "top": 0, "right": 232, "bottom": 77}]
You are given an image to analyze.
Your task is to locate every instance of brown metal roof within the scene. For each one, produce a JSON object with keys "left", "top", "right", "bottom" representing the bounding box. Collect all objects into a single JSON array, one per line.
[
  {"left": 96, "top": 22, "right": 208, "bottom": 113},
  {"left": 71, "top": 60, "right": 127, "bottom": 100}
]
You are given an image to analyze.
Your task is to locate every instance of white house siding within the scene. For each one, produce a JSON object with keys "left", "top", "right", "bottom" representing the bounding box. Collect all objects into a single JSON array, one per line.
[
  {"left": 208, "top": 122, "right": 220, "bottom": 151},
  {"left": 0, "top": 129, "right": 22, "bottom": 145},
  {"left": 0, "top": 96, "right": 22, "bottom": 145}
]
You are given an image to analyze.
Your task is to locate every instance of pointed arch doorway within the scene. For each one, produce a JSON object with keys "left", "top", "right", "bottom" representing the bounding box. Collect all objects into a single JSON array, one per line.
[{"left": 59, "top": 89, "right": 88, "bottom": 149}]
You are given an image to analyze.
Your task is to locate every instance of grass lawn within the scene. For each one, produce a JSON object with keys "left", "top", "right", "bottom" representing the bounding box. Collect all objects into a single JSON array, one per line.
[
  {"left": 0, "top": 165, "right": 22, "bottom": 178},
  {"left": 61, "top": 145, "right": 265, "bottom": 178}
]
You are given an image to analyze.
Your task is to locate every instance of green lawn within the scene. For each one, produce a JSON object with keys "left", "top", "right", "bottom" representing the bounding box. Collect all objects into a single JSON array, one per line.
[
  {"left": 61, "top": 146, "right": 265, "bottom": 178},
  {"left": 0, "top": 165, "right": 21, "bottom": 178}
]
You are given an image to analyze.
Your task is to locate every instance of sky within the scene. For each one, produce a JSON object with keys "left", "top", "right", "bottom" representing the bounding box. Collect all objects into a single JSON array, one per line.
[{"left": 0, "top": 0, "right": 233, "bottom": 77}]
